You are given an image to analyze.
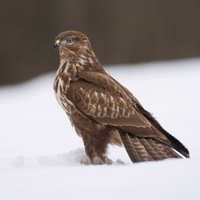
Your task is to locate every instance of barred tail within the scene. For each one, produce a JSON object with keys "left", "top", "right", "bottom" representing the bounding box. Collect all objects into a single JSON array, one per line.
[{"left": 119, "top": 131, "right": 182, "bottom": 163}]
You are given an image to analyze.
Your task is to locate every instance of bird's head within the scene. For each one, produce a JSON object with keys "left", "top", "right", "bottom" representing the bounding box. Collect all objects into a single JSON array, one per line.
[
  {"left": 54, "top": 31, "right": 104, "bottom": 71},
  {"left": 54, "top": 30, "right": 92, "bottom": 61},
  {"left": 54, "top": 30, "right": 103, "bottom": 72}
]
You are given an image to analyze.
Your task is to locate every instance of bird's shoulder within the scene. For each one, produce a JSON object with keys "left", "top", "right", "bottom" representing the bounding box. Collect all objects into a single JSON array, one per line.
[{"left": 76, "top": 69, "right": 137, "bottom": 104}]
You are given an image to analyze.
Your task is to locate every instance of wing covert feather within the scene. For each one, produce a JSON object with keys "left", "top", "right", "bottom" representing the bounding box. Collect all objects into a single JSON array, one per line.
[
  {"left": 67, "top": 79, "right": 137, "bottom": 120},
  {"left": 77, "top": 70, "right": 135, "bottom": 105},
  {"left": 66, "top": 79, "right": 168, "bottom": 141}
]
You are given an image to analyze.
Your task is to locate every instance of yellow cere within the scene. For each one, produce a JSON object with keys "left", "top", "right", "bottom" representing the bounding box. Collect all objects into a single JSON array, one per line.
[{"left": 56, "top": 40, "right": 60, "bottom": 44}]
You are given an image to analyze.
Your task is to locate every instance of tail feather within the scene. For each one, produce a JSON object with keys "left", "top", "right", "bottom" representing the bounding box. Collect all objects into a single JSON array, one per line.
[
  {"left": 120, "top": 132, "right": 141, "bottom": 162},
  {"left": 153, "top": 140, "right": 181, "bottom": 158},
  {"left": 139, "top": 138, "right": 167, "bottom": 160},
  {"left": 119, "top": 131, "right": 182, "bottom": 163},
  {"left": 129, "top": 137, "right": 153, "bottom": 161},
  {"left": 147, "top": 138, "right": 169, "bottom": 159},
  {"left": 136, "top": 104, "right": 190, "bottom": 158}
]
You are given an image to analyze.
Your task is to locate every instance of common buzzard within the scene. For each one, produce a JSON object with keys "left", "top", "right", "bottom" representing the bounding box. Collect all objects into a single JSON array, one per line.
[{"left": 53, "top": 30, "right": 189, "bottom": 164}]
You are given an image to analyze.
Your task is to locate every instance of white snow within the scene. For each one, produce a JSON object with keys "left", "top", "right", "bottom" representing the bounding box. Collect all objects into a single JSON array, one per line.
[{"left": 0, "top": 58, "right": 200, "bottom": 200}]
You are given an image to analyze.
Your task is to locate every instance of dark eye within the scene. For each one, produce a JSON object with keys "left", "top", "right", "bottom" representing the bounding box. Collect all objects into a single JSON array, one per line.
[{"left": 66, "top": 37, "right": 74, "bottom": 44}]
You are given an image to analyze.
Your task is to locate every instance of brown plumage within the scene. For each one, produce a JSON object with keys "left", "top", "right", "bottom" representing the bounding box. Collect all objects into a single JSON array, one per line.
[{"left": 53, "top": 30, "right": 189, "bottom": 164}]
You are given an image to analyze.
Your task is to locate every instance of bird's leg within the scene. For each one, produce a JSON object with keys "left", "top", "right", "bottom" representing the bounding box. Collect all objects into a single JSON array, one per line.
[
  {"left": 81, "top": 133, "right": 95, "bottom": 165},
  {"left": 89, "top": 158, "right": 94, "bottom": 165},
  {"left": 87, "top": 152, "right": 95, "bottom": 165},
  {"left": 98, "top": 155, "right": 106, "bottom": 164}
]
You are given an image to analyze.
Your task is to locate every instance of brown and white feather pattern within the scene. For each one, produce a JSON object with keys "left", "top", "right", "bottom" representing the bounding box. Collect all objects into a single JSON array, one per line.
[
  {"left": 53, "top": 30, "right": 189, "bottom": 164},
  {"left": 68, "top": 82, "right": 134, "bottom": 119}
]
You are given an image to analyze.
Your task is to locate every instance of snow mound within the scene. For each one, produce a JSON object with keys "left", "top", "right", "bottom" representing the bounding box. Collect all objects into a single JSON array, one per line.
[
  {"left": 10, "top": 148, "right": 125, "bottom": 168},
  {"left": 12, "top": 155, "right": 25, "bottom": 168}
]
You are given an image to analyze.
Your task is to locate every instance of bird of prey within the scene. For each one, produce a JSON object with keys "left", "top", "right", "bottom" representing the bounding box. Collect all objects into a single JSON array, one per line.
[{"left": 53, "top": 30, "right": 189, "bottom": 164}]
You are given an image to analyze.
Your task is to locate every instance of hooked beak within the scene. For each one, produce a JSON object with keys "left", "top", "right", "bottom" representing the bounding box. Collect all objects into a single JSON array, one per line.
[{"left": 53, "top": 39, "right": 60, "bottom": 52}]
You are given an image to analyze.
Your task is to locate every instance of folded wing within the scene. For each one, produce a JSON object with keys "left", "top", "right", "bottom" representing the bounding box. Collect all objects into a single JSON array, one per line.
[{"left": 66, "top": 71, "right": 189, "bottom": 161}]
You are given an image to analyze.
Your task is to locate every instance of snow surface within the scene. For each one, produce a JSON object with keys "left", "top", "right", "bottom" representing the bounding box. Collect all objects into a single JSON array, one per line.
[{"left": 0, "top": 58, "right": 200, "bottom": 200}]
